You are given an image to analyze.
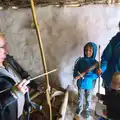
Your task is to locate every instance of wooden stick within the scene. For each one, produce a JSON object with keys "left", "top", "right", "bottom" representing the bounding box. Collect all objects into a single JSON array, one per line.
[
  {"left": 57, "top": 86, "right": 69, "bottom": 120},
  {"left": 29, "top": 69, "right": 58, "bottom": 82},
  {"left": 30, "top": 0, "right": 52, "bottom": 120},
  {"left": 51, "top": 91, "right": 64, "bottom": 99},
  {"left": 98, "top": 45, "right": 101, "bottom": 93},
  {"left": 30, "top": 92, "right": 41, "bottom": 101},
  {"left": 77, "top": 62, "right": 98, "bottom": 79},
  {"left": 0, "top": 69, "right": 58, "bottom": 94}
]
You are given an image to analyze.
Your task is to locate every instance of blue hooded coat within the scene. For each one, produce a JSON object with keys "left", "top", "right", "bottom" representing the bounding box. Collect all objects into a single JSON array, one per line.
[
  {"left": 73, "top": 42, "right": 98, "bottom": 90},
  {"left": 101, "top": 32, "right": 120, "bottom": 88}
]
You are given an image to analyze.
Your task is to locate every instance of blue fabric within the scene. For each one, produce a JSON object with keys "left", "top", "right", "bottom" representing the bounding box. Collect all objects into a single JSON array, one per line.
[
  {"left": 98, "top": 118, "right": 104, "bottom": 120},
  {"left": 101, "top": 32, "right": 120, "bottom": 88},
  {"left": 73, "top": 42, "right": 98, "bottom": 90}
]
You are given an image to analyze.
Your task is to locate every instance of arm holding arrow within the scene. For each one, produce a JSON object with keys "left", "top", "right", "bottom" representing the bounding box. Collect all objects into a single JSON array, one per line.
[
  {"left": 74, "top": 62, "right": 99, "bottom": 81},
  {"left": 0, "top": 68, "right": 58, "bottom": 94}
]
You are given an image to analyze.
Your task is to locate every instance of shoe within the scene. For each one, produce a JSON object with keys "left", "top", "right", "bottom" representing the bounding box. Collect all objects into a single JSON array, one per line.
[
  {"left": 74, "top": 114, "right": 80, "bottom": 120},
  {"left": 86, "top": 116, "right": 92, "bottom": 120},
  {"left": 85, "top": 110, "right": 91, "bottom": 118}
]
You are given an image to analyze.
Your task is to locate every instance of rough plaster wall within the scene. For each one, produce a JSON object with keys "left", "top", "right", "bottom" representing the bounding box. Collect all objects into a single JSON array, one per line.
[{"left": 0, "top": 5, "right": 120, "bottom": 94}]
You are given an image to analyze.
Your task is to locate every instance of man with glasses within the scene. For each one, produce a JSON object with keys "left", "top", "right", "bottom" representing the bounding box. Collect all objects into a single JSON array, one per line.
[{"left": 0, "top": 33, "right": 38, "bottom": 120}]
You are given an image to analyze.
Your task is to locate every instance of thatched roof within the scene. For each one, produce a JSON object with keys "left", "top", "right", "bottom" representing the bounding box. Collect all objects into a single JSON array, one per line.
[{"left": 0, "top": 0, "right": 119, "bottom": 8}]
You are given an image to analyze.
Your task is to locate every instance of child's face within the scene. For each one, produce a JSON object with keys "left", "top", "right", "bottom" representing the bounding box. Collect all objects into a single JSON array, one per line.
[{"left": 85, "top": 46, "right": 93, "bottom": 57}]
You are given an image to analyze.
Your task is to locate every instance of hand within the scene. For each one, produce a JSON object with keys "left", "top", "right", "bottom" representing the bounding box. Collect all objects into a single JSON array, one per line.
[
  {"left": 16, "top": 79, "right": 30, "bottom": 94},
  {"left": 96, "top": 92, "right": 101, "bottom": 99},
  {"left": 78, "top": 72, "right": 84, "bottom": 79},
  {"left": 96, "top": 69, "right": 102, "bottom": 76},
  {"left": 79, "top": 73, "right": 84, "bottom": 79},
  {"left": 75, "top": 76, "right": 80, "bottom": 80}
]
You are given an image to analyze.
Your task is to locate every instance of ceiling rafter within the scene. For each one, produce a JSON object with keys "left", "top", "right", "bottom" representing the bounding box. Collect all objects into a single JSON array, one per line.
[{"left": 0, "top": 0, "right": 119, "bottom": 8}]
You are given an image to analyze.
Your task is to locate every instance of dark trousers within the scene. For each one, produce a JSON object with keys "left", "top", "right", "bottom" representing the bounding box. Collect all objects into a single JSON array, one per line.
[
  {"left": 103, "top": 86, "right": 110, "bottom": 105},
  {"left": 105, "top": 86, "right": 110, "bottom": 95}
]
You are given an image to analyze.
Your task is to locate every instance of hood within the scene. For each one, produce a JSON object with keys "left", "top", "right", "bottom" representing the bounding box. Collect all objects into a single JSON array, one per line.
[
  {"left": 110, "top": 32, "right": 120, "bottom": 49},
  {"left": 84, "top": 42, "right": 97, "bottom": 59}
]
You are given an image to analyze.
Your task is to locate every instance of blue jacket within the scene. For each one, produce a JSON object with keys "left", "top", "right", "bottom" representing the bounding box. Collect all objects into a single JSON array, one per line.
[
  {"left": 73, "top": 42, "right": 98, "bottom": 90},
  {"left": 101, "top": 32, "right": 120, "bottom": 88}
]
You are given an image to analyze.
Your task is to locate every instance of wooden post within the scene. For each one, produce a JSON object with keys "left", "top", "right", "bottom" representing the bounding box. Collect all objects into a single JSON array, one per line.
[
  {"left": 57, "top": 86, "right": 69, "bottom": 120},
  {"left": 98, "top": 45, "right": 101, "bottom": 94},
  {"left": 30, "top": 0, "right": 52, "bottom": 120}
]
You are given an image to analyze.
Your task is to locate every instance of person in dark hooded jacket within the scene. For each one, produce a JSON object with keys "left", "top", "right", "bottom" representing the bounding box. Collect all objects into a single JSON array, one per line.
[
  {"left": 96, "top": 21, "right": 120, "bottom": 95},
  {"left": 73, "top": 42, "right": 99, "bottom": 119}
]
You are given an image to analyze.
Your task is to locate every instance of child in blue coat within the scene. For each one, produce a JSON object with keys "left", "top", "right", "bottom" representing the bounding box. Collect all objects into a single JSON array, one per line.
[{"left": 73, "top": 42, "right": 98, "bottom": 119}]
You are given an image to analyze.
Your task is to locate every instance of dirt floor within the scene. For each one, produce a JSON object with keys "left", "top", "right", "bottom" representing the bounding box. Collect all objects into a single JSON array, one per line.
[
  {"left": 30, "top": 86, "right": 100, "bottom": 120},
  {"left": 65, "top": 96, "right": 99, "bottom": 120}
]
